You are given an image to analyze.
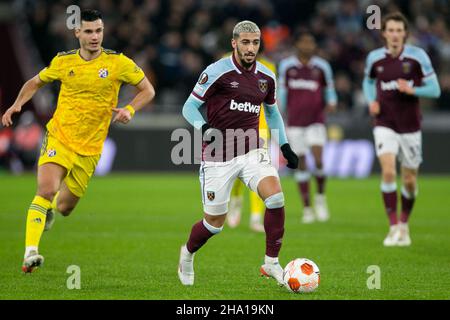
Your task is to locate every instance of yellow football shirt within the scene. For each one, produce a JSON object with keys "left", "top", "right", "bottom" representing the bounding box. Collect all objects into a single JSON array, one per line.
[{"left": 39, "top": 48, "right": 145, "bottom": 155}]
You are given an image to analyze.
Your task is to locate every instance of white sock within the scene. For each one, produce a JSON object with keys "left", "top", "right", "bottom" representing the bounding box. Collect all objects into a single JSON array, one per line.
[
  {"left": 24, "top": 246, "right": 38, "bottom": 258},
  {"left": 182, "top": 245, "right": 194, "bottom": 259},
  {"left": 265, "top": 255, "right": 279, "bottom": 265}
]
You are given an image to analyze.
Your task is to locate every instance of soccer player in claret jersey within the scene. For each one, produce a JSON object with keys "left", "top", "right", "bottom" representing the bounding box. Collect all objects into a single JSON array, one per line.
[
  {"left": 1, "top": 9, "right": 155, "bottom": 272},
  {"left": 278, "top": 31, "right": 337, "bottom": 224},
  {"left": 178, "top": 20, "right": 298, "bottom": 286},
  {"left": 363, "top": 12, "right": 440, "bottom": 246}
]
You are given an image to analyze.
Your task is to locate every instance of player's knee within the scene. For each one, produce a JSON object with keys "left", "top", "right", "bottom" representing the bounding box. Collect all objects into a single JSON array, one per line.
[
  {"left": 403, "top": 175, "right": 417, "bottom": 192},
  {"left": 382, "top": 169, "right": 396, "bottom": 183},
  {"left": 298, "top": 156, "right": 307, "bottom": 170},
  {"left": 36, "top": 187, "right": 58, "bottom": 202},
  {"left": 264, "top": 192, "right": 285, "bottom": 209}
]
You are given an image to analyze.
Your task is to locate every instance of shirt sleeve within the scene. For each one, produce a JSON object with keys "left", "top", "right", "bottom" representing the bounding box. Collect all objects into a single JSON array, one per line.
[
  {"left": 416, "top": 48, "right": 436, "bottom": 79},
  {"left": 38, "top": 56, "right": 62, "bottom": 83},
  {"left": 191, "top": 63, "right": 221, "bottom": 101},
  {"left": 264, "top": 76, "right": 276, "bottom": 105},
  {"left": 118, "top": 54, "right": 145, "bottom": 85}
]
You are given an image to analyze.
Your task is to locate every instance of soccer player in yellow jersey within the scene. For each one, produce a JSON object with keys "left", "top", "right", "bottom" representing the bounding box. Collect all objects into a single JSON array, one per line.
[
  {"left": 227, "top": 55, "right": 276, "bottom": 232},
  {"left": 1, "top": 9, "right": 155, "bottom": 273}
]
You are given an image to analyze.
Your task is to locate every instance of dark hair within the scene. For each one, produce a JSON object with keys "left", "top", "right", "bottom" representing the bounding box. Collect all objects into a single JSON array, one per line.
[
  {"left": 81, "top": 9, "right": 102, "bottom": 22},
  {"left": 382, "top": 12, "right": 409, "bottom": 32}
]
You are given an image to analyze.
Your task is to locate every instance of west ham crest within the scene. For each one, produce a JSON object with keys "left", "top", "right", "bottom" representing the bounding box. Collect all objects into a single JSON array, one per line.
[
  {"left": 258, "top": 79, "right": 268, "bottom": 93},
  {"left": 402, "top": 62, "right": 411, "bottom": 74},
  {"left": 207, "top": 191, "right": 215, "bottom": 201}
]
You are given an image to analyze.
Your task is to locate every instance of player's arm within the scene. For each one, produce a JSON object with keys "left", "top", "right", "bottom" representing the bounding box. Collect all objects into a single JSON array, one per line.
[
  {"left": 397, "top": 75, "right": 441, "bottom": 98},
  {"left": 112, "top": 77, "right": 155, "bottom": 124},
  {"left": 263, "top": 102, "right": 298, "bottom": 169},
  {"left": 1, "top": 75, "right": 46, "bottom": 127},
  {"left": 321, "top": 60, "right": 338, "bottom": 112},
  {"left": 398, "top": 48, "right": 441, "bottom": 98},
  {"left": 363, "top": 52, "right": 380, "bottom": 116},
  {"left": 182, "top": 95, "right": 206, "bottom": 131}
]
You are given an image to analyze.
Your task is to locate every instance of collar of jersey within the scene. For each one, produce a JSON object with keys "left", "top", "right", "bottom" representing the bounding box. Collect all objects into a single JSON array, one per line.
[
  {"left": 231, "top": 53, "right": 257, "bottom": 74},
  {"left": 77, "top": 48, "right": 104, "bottom": 62}
]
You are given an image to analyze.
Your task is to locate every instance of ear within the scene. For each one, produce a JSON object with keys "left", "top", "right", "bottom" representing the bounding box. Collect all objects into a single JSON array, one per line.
[
  {"left": 75, "top": 28, "right": 80, "bottom": 39},
  {"left": 231, "top": 38, "right": 236, "bottom": 49}
]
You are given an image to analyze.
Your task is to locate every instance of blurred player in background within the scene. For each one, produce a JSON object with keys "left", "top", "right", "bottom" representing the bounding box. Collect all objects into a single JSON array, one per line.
[
  {"left": 278, "top": 31, "right": 337, "bottom": 224},
  {"left": 227, "top": 44, "right": 276, "bottom": 233},
  {"left": 363, "top": 12, "right": 440, "bottom": 246},
  {"left": 178, "top": 20, "right": 298, "bottom": 286},
  {"left": 1, "top": 9, "right": 155, "bottom": 272}
]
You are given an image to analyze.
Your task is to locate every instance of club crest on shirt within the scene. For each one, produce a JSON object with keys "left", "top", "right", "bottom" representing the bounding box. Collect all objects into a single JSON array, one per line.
[
  {"left": 47, "top": 149, "right": 56, "bottom": 157},
  {"left": 198, "top": 72, "right": 208, "bottom": 85},
  {"left": 230, "top": 81, "right": 239, "bottom": 88},
  {"left": 207, "top": 191, "right": 215, "bottom": 201},
  {"left": 258, "top": 79, "right": 268, "bottom": 93},
  {"left": 98, "top": 68, "right": 109, "bottom": 78},
  {"left": 288, "top": 69, "right": 297, "bottom": 77},
  {"left": 402, "top": 62, "right": 411, "bottom": 74},
  {"left": 68, "top": 70, "right": 75, "bottom": 77}
]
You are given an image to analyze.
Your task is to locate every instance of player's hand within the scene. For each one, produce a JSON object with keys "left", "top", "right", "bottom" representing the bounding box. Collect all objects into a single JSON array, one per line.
[
  {"left": 281, "top": 143, "right": 299, "bottom": 169},
  {"left": 1, "top": 105, "right": 22, "bottom": 127},
  {"left": 325, "top": 103, "right": 337, "bottom": 113},
  {"left": 397, "top": 79, "right": 415, "bottom": 95},
  {"left": 201, "top": 123, "right": 221, "bottom": 143},
  {"left": 112, "top": 108, "right": 132, "bottom": 124},
  {"left": 369, "top": 101, "right": 380, "bottom": 116}
]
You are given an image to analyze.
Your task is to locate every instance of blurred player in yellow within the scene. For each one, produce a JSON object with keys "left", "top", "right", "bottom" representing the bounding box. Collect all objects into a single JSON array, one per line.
[
  {"left": 226, "top": 53, "right": 276, "bottom": 232},
  {"left": 1, "top": 9, "right": 155, "bottom": 273}
]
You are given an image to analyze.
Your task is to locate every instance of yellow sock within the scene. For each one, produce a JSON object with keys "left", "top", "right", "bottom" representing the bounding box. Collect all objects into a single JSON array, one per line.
[
  {"left": 250, "top": 190, "right": 264, "bottom": 217},
  {"left": 25, "top": 196, "right": 51, "bottom": 249}
]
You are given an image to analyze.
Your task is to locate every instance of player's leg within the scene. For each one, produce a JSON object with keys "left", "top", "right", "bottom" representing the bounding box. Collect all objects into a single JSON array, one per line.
[
  {"left": 45, "top": 154, "right": 99, "bottom": 231},
  {"left": 311, "top": 144, "right": 329, "bottom": 221},
  {"left": 23, "top": 162, "right": 67, "bottom": 273},
  {"left": 288, "top": 127, "right": 313, "bottom": 223},
  {"left": 397, "top": 131, "right": 422, "bottom": 246},
  {"left": 179, "top": 161, "right": 236, "bottom": 285},
  {"left": 256, "top": 175, "right": 285, "bottom": 286},
  {"left": 249, "top": 190, "right": 264, "bottom": 232},
  {"left": 373, "top": 126, "right": 401, "bottom": 246},
  {"left": 227, "top": 179, "right": 245, "bottom": 228}
]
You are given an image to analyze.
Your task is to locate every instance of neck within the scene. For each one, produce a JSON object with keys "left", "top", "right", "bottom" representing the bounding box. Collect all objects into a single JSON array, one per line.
[
  {"left": 298, "top": 54, "right": 311, "bottom": 65},
  {"left": 79, "top": 47, "right": 101, "bottom": 61},
  {"left": 234, "top": 51, "right": 254, "bottom": 70},
  {"left": 388, "top": 44, "right": 403, "bottom": 58}
]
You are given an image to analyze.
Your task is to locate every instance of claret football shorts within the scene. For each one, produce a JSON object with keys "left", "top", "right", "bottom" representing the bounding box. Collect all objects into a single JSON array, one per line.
[{"left": 38, "top": 132, "right": 100, "bottom": 197}]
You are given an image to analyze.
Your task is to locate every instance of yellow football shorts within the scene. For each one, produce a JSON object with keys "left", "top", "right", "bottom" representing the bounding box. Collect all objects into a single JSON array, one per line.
[{"left": 38, "top": 132, "right": 100, "bottom": 197}]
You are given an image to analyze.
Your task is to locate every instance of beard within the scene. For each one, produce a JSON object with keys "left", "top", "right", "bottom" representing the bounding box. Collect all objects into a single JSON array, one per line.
[{"left": 236, "top": 48, "right": 256, "bottom": 69}]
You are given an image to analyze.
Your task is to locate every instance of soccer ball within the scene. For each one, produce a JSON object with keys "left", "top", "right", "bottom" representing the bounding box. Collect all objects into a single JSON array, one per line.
[{"left": 283, "top": 258, "right": 320, "bottom": 293}]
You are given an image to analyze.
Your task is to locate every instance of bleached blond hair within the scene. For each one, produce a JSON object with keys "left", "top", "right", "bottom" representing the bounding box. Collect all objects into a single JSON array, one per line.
[{"left": 232, "top": 20, "right": 260, "bottom": 39}]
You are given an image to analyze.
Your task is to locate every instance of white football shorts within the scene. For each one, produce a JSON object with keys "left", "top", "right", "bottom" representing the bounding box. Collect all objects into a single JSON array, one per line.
[
  {"left": 199, "top": 148, "right": 279, "bottom": 215},
  {"left": 373, "top": 126, "right": 422, "bottom": 169},
  {"left": 287, "top": 123, "right": 327, "bottom": 155}
]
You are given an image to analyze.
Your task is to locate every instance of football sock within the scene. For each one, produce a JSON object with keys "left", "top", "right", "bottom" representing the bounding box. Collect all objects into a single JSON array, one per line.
[
  {"left": 295, "top": 171, "right": 311, "bottom": 207},
  {"left": 400, "top": 186, "right": 416, "bottom": 223},
  {"left": 25, "top": 195, "right": 51, "bottom": 257},
  {"left": 264, "top": 207, "right": 285, "bottom": 258},
  {"left": 186, "top": 219, "right": 221, "bottom": 253},
  {"left": 381, "top": 182, "right": 398, "bottom": 225},
  {"left": 315, "top": 169, "right": 326, "bottom": 194}
]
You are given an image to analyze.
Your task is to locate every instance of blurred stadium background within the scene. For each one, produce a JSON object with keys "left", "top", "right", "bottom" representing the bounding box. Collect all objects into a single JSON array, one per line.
[{"left": 0, "top": 0, "right": 449, "bottom": 175}]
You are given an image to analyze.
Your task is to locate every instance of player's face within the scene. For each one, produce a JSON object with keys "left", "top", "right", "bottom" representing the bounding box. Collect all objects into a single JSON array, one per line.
[
  {"left": 383, "top": 20, "right": 407, "bottom": 49},
  {"left": 76, "top": 19, "right": 104, "bottom": 53},
  {"left": 296, "top": 35, "right": 316, "bottom": 57},
  {"left": 232, "top": 33, "right": 260, "bottom": 68}
]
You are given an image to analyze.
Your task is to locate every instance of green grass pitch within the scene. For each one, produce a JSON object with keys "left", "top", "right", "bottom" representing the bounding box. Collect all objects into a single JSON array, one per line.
[{"left": 0, "top": 173, "right": 449, "bottom": 300}]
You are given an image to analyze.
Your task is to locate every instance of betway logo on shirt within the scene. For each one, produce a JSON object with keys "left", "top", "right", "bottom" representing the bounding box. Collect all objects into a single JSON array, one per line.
[
  {"left": 288, "top": 79, "right": 319, "bottom": 91},
  {"left": 229, "top": 99, "right": 260, "bottom": 113},
  {"left": 380, "top": 80, "right": 414, "bottom": 91}
]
